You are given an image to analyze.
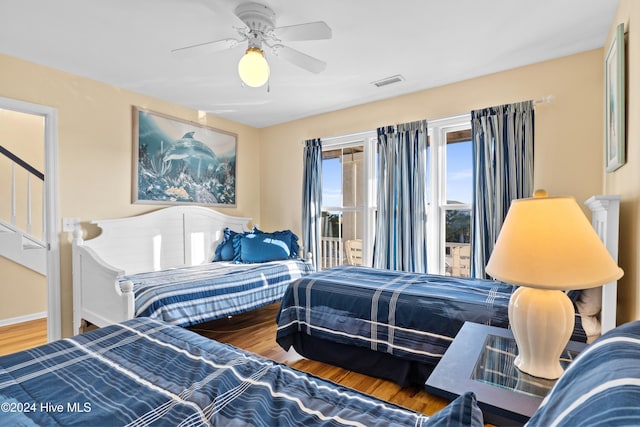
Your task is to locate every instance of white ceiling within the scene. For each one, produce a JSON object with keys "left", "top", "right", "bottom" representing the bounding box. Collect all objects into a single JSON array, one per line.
[{"left": 0, "top": 0, "right": 619, "bottom": 128}]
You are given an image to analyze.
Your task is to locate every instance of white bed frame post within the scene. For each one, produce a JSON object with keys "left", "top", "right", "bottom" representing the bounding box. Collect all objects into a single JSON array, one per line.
[
  {"left": 72, "top": 222, "right": 134, "bottom": 333},
  {"left": 71, "top": 225, "right": 83, "bottom": 334},
  {"left": 585, "top": 194, "right": 621, "bottom": 334}
]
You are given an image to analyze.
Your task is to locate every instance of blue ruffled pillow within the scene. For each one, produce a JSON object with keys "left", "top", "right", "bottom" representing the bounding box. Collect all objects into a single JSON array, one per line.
[
  {"left": 262, "top": 229, "right": 300, "bottom": 258},
  {"left": 233, "top": 232, "right": 290, "bottom": 263},
  {"left": 232, "top": 229, "right": 301, "bottom": 263},
  {"left": 213, "top": 228, "right": 238, "bottom": 261}
]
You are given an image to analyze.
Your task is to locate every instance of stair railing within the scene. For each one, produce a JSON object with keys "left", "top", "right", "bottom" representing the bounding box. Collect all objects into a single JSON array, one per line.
[{"left": 0, "top": 145, "right": 45, "bottom": 241}]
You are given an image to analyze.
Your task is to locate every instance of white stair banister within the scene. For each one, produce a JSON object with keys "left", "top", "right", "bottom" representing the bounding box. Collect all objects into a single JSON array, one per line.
[
  {"left": 10, "top": 161, "right": 16, "bottom": 226},
  {"left": 0, "top": 145, "right": 46, "bottom": 274}
]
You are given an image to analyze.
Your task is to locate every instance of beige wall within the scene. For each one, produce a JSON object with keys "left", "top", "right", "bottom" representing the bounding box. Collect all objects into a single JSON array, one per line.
[
  {"left": 0, "top": 258, "right": 46, "bottom": 321},
  {"left": 605, "top": 0, "right": 640, "bottom": 324},
  {"left": 260, "top": 50, "right": 604, "bottom": 235},
  {"left": 0, "top": 109, "right": 46, "bottom": 321},
  {"left": 0, "top": 54, "right": 262, "bottom": 336}
]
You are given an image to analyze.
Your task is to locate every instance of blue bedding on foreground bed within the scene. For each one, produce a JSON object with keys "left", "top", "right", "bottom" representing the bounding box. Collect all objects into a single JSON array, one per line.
[
  {"left": 525, "top": 319, "right": 640, "bottom": 426},
  {"left": 121, "top": 258, "right": 314, "bottom": 327},
  {"left": 276, "top": 265, "right": 587, "bottom": 385},
  {"left": 0, "top": 317, "right": 448, "bottom": 426}
]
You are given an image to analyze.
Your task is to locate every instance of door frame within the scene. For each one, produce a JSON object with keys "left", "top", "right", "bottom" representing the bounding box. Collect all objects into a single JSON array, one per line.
[{"left": 0, "top": 96, "right": 61, "bottom": 342}]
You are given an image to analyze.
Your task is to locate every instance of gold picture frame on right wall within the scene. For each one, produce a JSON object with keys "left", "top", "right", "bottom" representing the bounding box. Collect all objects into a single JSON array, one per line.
[{"left": 605, "top": 23, "right": 626, "bottom": 173}]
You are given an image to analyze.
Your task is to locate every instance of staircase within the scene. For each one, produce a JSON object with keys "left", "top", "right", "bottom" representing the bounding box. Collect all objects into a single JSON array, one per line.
[
  {"left": 0, "top": 220, "right": 46, "bottom": 275},
  {"left": 0, "top": 145, "right": 46, "bottom": 276}
]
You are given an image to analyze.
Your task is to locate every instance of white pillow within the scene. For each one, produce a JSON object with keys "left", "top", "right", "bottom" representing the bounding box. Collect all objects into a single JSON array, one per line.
[{"left": 574, "top": 287, "right": 602, "bottom": 342}]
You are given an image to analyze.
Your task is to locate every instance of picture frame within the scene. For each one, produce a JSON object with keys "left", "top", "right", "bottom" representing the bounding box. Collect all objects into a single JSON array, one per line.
[
  {"left": 605, "top": 23, "right": 625, "bottom": 173},
  {"left": 132, "top": 107, "right": 237, "bottom": 206}
]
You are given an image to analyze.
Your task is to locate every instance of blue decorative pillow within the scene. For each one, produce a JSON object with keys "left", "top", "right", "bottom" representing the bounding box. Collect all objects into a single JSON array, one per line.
[
  {"left": 269, "top": 229, "right": 300, "bottom": 257},
  {"left": 526, "top": 320, "right": 640, "bottom": 426},
  {"left": 213, "top": 228, "right": 240, "bottom": 261},
  {"left": 253, "top": 228, "right": 301, "bottom": 259},
  {"left": 425, "top": 392, "right": 484, "bottom": 427},
  {"left": 233, "top": 232, "right": 291, "bottom": 263}
]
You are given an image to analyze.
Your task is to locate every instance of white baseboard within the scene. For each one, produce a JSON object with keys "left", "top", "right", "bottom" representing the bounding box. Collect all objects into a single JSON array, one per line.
[{"left": 0, "top": 312, "right": 47, "bottom": 328}]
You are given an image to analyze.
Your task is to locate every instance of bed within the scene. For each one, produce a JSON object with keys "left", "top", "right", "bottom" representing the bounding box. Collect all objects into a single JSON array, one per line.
[
  {"left": 276, "top": 195, "right": 620, "bottom": 386},
  {"left": 72, "top": 206, "right": 313, "bottom": 333},
  {"left": 0, "top": 317, "right": 456, "bottom": 426},
  {"left": 276, "top": 267, "right": 575, "bottom": 386},
  {"left": 2, "top": 321, "right": 637, "bottom": 427}
]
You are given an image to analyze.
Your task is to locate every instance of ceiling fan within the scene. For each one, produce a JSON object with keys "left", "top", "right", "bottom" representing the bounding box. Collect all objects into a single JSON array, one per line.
[{"left": 171, "top": 2, "right": 332, "bottom": 87}]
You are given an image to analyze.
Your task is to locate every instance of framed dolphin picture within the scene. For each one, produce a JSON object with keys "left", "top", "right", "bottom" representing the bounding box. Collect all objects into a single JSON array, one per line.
[{"left": 132, "top": 107, "right": 237, "bottom": 206}]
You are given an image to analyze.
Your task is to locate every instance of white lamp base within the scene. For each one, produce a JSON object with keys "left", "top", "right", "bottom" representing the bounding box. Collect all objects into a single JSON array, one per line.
[{"left": 508, "top": 287, "right": 575, "bottom": 379}]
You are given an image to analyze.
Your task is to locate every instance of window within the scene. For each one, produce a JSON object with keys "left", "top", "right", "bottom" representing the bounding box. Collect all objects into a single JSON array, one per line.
[
  {"left": 319, "top": 116, "right": 472, "bottom": 277},
  {"left": 427, "top": 115, "right": 473, "bottom": 277},
  {"left": 320, "top": 132, "right": 376, "bottom": 269}
]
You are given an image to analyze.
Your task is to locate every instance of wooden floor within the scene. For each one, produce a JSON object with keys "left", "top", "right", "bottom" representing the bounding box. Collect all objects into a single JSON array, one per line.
[
  {"left": 189, "top": 303, "right": 450, "bottom": 417},
  {"left": 0, "top": 317, "right": 48, "bottom": 356},
  {"left": 0, "top": 307, "right": 450, "bottom": 418}
]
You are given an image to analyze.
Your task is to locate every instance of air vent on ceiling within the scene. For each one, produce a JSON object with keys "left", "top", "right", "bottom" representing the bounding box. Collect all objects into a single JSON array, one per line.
[{"left": 371, "top": 75, "right": 405, "bottom": 88}]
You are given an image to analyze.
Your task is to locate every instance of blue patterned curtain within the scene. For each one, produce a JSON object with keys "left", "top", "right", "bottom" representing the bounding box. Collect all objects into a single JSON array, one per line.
[
  {"left": 372, "top": 120, "right": 428, "bottom": 273},
  {"left": 471, "top": 101, "right": 534, "bottom": 278},
  {"left": 302, "top": 138, "right": 322, "bottom": 270}
]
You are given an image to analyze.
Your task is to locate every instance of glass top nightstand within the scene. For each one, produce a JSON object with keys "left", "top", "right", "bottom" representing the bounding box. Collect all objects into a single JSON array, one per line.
[
  {"left": 425, "top": 322, "right": 587, "bottom": 426},
  {"left": 472, "top": 333, "right": 581, "bottom": 399}
]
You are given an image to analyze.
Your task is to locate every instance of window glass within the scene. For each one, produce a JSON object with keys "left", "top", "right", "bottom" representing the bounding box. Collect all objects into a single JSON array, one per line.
[
  {"left": 446, "top": 136, "right": 472, "bottom": 205},
  {"left": 320, "top": 143, "right": 371, "bottom": 269},
  {"left": 320, "top": 210, "right": 343, "bottom": 269},
  {"left": 444, "top": 131, "right": 472, "bottom": 278},
  {"left": 322, "top": 151, "right": 342, "bottom": 207},
  {"left": 444, "top": 209, "right": 471, "bottom": 277},
  {"left": 427, "top": 120, "right": 472, "bottom": 278},
  {"left": 426, "top": 140, "right": 431, "bottom": 205}
]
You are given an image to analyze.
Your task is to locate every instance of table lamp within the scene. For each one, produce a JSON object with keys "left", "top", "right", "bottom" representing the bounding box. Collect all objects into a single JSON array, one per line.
[{"left": 485, "top": 190, "right": 623, "bottom": 379}]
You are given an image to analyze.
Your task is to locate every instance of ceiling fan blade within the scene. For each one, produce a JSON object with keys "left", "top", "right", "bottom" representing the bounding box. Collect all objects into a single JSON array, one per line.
[
  {"left": 171, "top": 38, "right": 242, "bottom": 57},
  {"left": 195, "top": 0, "right": 246, "bottom": 26},
  {"left": 272, "top": 45, "right": 326, "bottom": 74},
  {"left": 272, "top": 21, "right": 332, "bottom": 41}
]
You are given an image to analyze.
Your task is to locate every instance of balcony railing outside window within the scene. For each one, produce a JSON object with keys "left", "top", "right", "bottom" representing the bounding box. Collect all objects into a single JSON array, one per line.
[
  {"left": 320, "top": 237, "right": 471, "bottom": 277},
  {"left": 445, "top": 242, "right": 471, "bottom": 277},
  {"left": 320, "top": 236, "right": 343, "bottom": 269}
]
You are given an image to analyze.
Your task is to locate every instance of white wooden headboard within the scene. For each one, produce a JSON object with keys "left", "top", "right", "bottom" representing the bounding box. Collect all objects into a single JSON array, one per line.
[
  {"left": 585, "top": 195, "right": 621, "bottom": 334},
  {"left": 74, "top": 206, "right": 251, "bottom": 275}
]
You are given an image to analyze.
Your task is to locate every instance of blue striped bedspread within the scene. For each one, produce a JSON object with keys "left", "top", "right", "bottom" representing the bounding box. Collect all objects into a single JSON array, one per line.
[
  {"left": 122, "top": 259, "right": 314, "bottom": 327},
  {"left": 276, "top": 265, "right": 586, "bottom": 366},
  {"left": 0, "top": 318, "right": 431, "bottom": 426}
]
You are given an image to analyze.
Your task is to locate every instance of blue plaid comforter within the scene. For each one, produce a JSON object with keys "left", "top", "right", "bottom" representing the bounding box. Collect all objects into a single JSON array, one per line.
[
  {"left": 526, "top": 320, "right": 640, "bottom": 426},
  {"left": 122, "top": 259, "right": 314, "bottom": 327},
  {"left": 276, "top": 266, "right": 586, "bottom": 366},
  {"left": 0, "top": 318, "right": 430, "bottom": 426}
]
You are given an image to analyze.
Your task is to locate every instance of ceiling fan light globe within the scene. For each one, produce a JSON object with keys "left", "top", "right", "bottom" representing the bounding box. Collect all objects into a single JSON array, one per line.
[{"left": 238, "top": 48, "right": 270, "bottom": 87}]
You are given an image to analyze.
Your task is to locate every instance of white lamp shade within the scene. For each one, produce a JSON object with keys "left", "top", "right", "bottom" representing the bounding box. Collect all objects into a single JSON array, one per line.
[
  {"left": 485, "top": 192, "right": 623, "bottom": 290},
  {"left": 238, "top": 47, "right": 270, "bottom": 88}
]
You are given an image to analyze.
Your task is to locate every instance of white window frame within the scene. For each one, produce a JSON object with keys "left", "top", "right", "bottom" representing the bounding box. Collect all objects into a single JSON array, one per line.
[
  {"left": 320, "top": 131, "right": 377, "bottom": 266},
  {"left": 426, "top": 114, "right": 472, "bottom": 275}
]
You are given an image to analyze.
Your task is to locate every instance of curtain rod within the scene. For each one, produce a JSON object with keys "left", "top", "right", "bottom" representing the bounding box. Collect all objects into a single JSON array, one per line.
[
  {"left": 300, "top": 98, "right": 552, "bottom": 146},
  {"left": 299, "top": 130, "right": 374, "bottom": 145}
]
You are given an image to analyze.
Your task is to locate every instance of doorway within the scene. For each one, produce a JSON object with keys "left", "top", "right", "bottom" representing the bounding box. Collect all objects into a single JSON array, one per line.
[{"left": 0, "top": 97, "right": 60, "bottom": 343}]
